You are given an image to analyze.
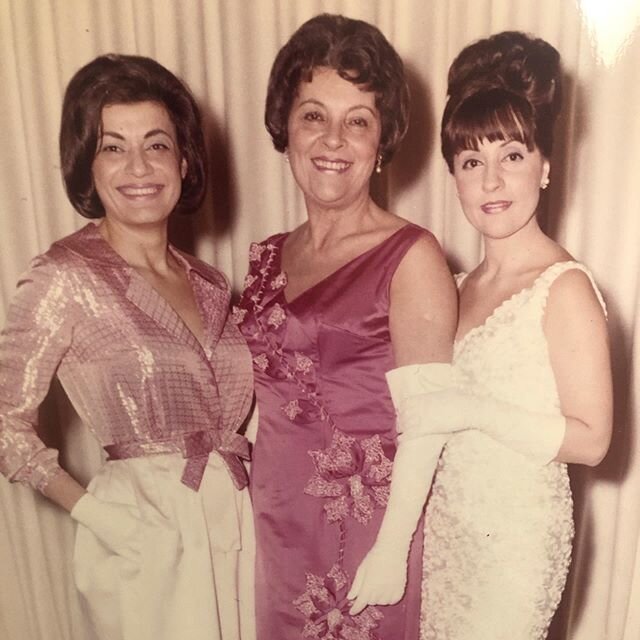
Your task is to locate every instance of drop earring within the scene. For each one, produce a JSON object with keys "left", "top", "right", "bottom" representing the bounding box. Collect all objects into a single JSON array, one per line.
[
  {"left": 375, "top": 153, "right": 382, "bottom": 174},
  {"left": 284, "top": 149, "right": 289, "bottom": 163},
  {"left": 540, "top": 176, "right": 550, "bottom": 190}
]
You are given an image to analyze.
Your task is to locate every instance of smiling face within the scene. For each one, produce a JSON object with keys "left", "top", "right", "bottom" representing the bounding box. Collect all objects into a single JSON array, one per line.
[
  {"left": 91, "top": 101, "right": 186, "bottom": 231},
  {"left": 453, "top": 137, "right": 550, "bottom": 240},
  {"left": 286, "top": 67, "right": 381, "bottom": 212}
]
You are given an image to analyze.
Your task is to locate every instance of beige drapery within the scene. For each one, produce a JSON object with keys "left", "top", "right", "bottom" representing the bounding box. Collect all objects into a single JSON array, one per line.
[{"left": 0, "top": 1, "right": 638, "bottom": 638}]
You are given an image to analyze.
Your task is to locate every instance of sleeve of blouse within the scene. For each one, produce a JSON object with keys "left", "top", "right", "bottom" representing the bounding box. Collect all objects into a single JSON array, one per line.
[{"left": 0, "top": 253, "right": 75, "bottom": 491}]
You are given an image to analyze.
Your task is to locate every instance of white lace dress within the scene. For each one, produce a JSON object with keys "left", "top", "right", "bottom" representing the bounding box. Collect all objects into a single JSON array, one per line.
[{"left": 420, "top": 261, "right": 605, "bottom": 640}]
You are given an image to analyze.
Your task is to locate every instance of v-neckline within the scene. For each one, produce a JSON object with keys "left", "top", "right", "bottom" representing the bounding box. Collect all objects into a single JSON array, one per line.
[
  {"left": 86, "top": 224, "right": 210, "bottom": 352},
  {"left": 454, "top": 260, "right": 576, "bottom": 348},
  {"left": 279, "top": 224, "right": 413, "bottom": 306}
]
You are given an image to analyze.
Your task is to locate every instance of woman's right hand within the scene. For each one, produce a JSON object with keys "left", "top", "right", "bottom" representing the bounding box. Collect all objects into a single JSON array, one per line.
[
  {"left": 70, "top": 493, "right": 142, "bottom": 561},
  {"left": 347, "top": 542, "right": 409, "bottom": 615}
]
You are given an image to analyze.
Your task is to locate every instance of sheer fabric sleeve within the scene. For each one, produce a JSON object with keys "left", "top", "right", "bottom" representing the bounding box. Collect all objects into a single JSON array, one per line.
[{"left": 0, "top": 254, "right": 75, "bottom": 491}]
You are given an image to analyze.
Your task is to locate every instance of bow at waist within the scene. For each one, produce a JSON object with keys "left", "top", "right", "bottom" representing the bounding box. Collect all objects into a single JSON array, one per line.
[{"left": 104, "top": 430, "right": 250, "bottom": 491}]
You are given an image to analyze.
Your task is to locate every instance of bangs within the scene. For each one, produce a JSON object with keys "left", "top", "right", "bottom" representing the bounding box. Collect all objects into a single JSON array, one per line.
[{"left": 442, "top": 88, "right": 536, "bottom": 168}]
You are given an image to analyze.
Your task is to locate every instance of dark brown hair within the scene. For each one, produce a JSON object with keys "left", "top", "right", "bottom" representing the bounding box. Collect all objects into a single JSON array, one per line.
[
  {"left": 265, "top": 13, "right": 409, "bottom": 166},
  {"left": 60, "top": 54, "right": 207, "bottom": 218},
  {"left": 441, "top": 31, "right": 561, "bottom": 172}
]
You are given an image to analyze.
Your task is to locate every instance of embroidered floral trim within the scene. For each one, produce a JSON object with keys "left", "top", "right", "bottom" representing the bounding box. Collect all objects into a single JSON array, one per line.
[
  {"left": 249, "top": 242, "right": 266, "bottom": 262},
  {"left": 243, "top": 274, "right": 258, "bottom": 291},
  {"left": 271, "top": 271, "right": 288, "bottom": 290},
  {"left": 253, "top": 353, "right": 269, "bottom": 372},
  {"left": 295, "top": 351, "right": 314, "bottom": 375},
  {"left": 267, "top": 303, "right": 286, "bottom": 329},
  {"left": 231, "top": 305, "right": 247, "bottom": 325},
  {"left": 282, "top": 399, "right": 303, "bottom": 421},
  {"left": 305, "top": 431, "right": 392, "bottom": 525},
  {"left": 294, "top": 564, "right": 383, "bottom": 640}
]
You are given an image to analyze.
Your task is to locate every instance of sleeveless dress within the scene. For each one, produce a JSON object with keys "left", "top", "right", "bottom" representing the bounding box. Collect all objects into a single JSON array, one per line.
[
  {"left": 235, "top": 224, "right": 428, "bottom": 640},
  {"left": 420, "top": 261, "right": 607, "bottom": 640}
]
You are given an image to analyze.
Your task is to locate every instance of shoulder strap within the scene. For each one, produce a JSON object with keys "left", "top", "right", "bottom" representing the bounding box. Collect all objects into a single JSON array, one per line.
[
  {"left": 534, "top": 260, "right": 607, "bottom": 316},
  {"left": 367, "top": 224, "right": 435, "bottom": 292},
  {"left": 370, "top": 223, "right": 434, "bottom": 266}
]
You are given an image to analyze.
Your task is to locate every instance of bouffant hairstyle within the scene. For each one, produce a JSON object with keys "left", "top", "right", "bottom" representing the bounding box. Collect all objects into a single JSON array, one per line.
[
  {"left": 60, "top": 54, "right": 207, "bottom": 218},
  {"left": 441, "top": 31, "right": 562, "bottom": 173},
  {"left": 265, "top": 13, "right": 410, "bottom": 166}
]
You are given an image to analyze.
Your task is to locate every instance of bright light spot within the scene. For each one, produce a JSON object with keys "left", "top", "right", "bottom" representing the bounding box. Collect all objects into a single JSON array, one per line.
[{"left": 578, "top": 0, "right": 640, "bottom": 66}]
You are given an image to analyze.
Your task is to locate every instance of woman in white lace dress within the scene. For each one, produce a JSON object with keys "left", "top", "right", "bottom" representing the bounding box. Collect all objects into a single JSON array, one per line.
[{"left": 349, "top": 31, "right": 613, "bottom": 639}]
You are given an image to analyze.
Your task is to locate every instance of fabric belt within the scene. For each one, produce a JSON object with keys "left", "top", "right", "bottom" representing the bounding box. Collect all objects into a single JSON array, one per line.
[{"left": 104, "top": 430, "right": 250, "bottom": 491}]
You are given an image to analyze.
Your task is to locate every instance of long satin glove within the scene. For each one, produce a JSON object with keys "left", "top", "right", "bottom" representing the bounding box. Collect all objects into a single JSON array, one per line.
[
  {"left": 70, "top": 493, "right": 142, "bottom": 561},
  {"left": 347, "top": 363, "right": 452, "bottom": 615},
  {"left": 400, "top": 387, "right": 566, "bottom": 465}
]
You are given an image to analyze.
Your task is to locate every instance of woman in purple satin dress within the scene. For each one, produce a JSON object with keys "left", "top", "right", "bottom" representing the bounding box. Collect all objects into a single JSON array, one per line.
[
  {"left": 0, "top": 55, "right": 254, "bottom": 640},
  {"left": 234, "top": 14, "right": 457, "bottom": 640}
]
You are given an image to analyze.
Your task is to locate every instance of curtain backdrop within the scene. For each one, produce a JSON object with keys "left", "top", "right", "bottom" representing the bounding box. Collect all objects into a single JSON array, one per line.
[{"left": 1, "top": 1, "right": 638, "bottom": 638}]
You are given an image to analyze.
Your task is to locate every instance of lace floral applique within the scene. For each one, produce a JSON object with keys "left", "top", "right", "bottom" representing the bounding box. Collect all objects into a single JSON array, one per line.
[
  {"left": 282, "top": 399, "right": 303, "bottom": 421},
  {"left": 243, "top": 274, "right": 258, "bottom": 291},
  {"left": 231, "top": 305, "right": 247, "bottom": 325},
  {"left": 293, "top": 564, "right": 383, "bottom": 640},
  {"left": 295, "top": 351, "right": 314, "bottom": 375},
  {"left": 249, "top": 242, "right": 267, "bottom": 262},
  {"left": 267, "top": 303, "right": 286, "bottom": 329},
  {"left": 271, "top": 271, "right": 288, "bottom": 290},
  {"left": 305, "top": 431, "right": 392, "bottom": 525},
  {"left": 253, "top": 353, "right": 269, "bottom": 372}
]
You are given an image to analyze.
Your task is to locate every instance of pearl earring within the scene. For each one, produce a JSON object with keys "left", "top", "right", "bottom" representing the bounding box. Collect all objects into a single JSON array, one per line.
[{"left": 540, "top": 176, "right": 550, "bottom": 190}]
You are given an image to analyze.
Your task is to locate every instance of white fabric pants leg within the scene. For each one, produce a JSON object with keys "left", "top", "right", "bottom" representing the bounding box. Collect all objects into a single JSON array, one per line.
[{"left": 72, "top": 453, "right": 256, "bottom": 640}]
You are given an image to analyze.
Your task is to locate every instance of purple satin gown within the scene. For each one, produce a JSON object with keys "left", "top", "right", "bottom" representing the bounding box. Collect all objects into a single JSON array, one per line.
[{"left": 235, "top": 224, "right": 428, "bottom": 640}]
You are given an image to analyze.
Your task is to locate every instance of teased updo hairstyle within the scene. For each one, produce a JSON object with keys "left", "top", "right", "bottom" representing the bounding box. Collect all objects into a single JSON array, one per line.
[
  {"left": 265, "top": 13, "right": 410, "bottom": 166},
  {"left": 441, "top": 31, "right": 561, "bottom": 173},
  {"left": 60, "top": 54, "right": 207, "bottom": 218}
]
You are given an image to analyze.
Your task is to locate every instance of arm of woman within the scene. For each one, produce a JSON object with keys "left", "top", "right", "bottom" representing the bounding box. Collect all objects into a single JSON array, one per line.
[
  {"left": 544, "top": 269, "right": 613, "bottom": 466},
  {"left": 0, "top": 257, "right": 93, "bottom": 510},
  {"left": 388, "top": 232, "right": 458, "bottom": 366},
  {"left": 1, "top": 256, "right": 141, "bottom": 556},
  {"left": 0, "top": 256, "right": 76, "bottom": 495},
  {"left": 348, "top": 231, "right": 457, "bottom": 614},
  {"left": 397, "top": 268, "right": 613, "bottom": 467}
]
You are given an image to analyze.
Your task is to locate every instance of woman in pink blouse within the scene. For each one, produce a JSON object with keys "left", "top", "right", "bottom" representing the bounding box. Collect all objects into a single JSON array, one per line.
[{"left": 0, "top": 55, "right": 255, "bottom": 640}]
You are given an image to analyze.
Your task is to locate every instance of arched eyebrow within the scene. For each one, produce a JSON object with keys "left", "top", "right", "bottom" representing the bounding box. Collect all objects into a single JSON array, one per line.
[
  {"left": 100, "top": 128, "right": 173, "bottom": 140},
  {"left": 143, "top": 128, "right": 173, "bottom": 139},
  {"left": 296, "top": 98, "right": 323, "bottom": 108},
  {"left": 296, "top": 98, "right": 377, "bottom": 116},
  {"left": 346, "top": 105, "right": 377, "bottom": 116},
  {"left": 499, "top": 138, "right": 525, "bottom": 147}
]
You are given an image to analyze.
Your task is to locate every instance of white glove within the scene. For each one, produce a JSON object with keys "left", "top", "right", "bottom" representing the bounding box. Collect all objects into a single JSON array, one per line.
[
  {"left": 400, "top": 387, "right": 566, "bottom": 465},
  {"left": 71, "top": 493, "right": 142, "bottom": 561},
  {"left": 347, "top": 363, "right": 451, "bottom": 615}
]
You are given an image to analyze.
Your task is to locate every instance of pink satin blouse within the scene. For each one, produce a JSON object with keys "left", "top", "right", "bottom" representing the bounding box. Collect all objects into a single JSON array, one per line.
[{"left": 0, "top": 223, "right": 253, "bottom": 492}]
